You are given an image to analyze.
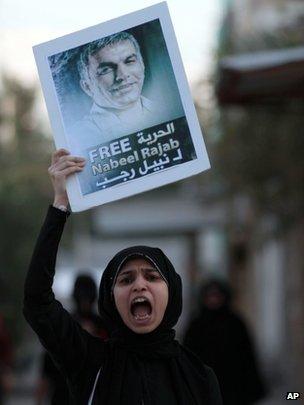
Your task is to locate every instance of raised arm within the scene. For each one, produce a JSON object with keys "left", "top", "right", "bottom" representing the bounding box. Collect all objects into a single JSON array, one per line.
[
  {"left": 23, "top": 149, "right": 89, "bottom": 380},
  {"left": 49, "top": 148, "right": 86, "bottom": 210}
]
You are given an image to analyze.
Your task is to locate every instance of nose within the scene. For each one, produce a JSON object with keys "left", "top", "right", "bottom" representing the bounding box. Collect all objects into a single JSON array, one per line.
[
  {"left": 115, "top": 63, "right": 129, "bottom": 82},
  {"left": 132, "top": 274, "right": 147, "bottom": 292}
]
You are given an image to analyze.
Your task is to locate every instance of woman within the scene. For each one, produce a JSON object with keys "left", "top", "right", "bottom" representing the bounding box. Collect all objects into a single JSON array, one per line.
[
  {"left": 23, "top": 149, "right": 222, "bottom": 404},
  {"left": 184, "top": 280, "right": 265, "bottom": 405}
]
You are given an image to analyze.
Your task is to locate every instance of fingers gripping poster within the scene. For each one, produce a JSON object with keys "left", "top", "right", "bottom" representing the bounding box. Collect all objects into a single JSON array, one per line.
[{"left": 33, "top": 2, "right": 210, "bottom": 211}]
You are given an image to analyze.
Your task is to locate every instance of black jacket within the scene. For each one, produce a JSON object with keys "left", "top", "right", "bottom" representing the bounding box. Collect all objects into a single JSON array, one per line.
[{"left": 24, "top": 206, "right": 222, "bottom": 405}]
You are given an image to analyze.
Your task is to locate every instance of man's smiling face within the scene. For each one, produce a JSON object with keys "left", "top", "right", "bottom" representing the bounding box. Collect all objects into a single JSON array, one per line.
[
  {"left": 113, "top": 257, "right": 168, "bottom": 334},
  {"left": 81, "top": 40, "right": 145, "bottom": 109}
]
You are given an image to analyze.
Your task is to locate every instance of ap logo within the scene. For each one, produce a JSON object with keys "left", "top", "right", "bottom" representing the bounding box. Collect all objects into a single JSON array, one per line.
[{"left": 286, "top": 392, "right": 301, "bottom": 400}]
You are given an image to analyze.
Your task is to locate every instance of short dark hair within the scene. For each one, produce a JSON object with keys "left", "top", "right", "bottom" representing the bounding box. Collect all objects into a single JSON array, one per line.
[
  {"left": 78, "top": 31, "right": 143, "bottom": 82},
  {"left": 72, "top": 273, "right": 97, "bottom": 304}
]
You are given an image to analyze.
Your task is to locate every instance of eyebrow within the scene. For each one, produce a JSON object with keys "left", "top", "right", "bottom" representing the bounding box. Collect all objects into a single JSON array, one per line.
[
  {"left": 124, "top": 53, "right": 137, "bottom": 61},
  {"left": 117, "top": 267, "right": 158, "bottom": 278},
  {"left": 97, "top": 53, "right": 137, "bottom": 69},
  {"left": 97, "top": 61, "right": 116, "bottom": 69}
]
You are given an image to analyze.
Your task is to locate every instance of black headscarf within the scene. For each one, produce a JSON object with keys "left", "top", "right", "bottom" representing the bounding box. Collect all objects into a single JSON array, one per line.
[{"left": 92, "top": 246, "right": 220, "bottom": 405}]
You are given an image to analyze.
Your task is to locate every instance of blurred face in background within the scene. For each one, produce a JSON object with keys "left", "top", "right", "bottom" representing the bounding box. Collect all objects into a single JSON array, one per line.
[{"left": 203, "top": 287, "right": 226, "bottom": 310}]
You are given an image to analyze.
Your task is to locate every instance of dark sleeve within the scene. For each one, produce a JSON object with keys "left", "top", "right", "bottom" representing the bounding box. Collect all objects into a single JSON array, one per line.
[
  {"left": 183, "top": 319, "right": 201, "bottom": 353},
  {"left": 0, "top": 315, "right": 13, "bottom": 367},
  {"left": 205, "top": 366, "right": 223, "bottom": 405},
  {"left": 235, "top": 317, "right": 266, "bottom": 401},
  {"left": 23, "top": 206, "right": 98, "bottom": 382}
]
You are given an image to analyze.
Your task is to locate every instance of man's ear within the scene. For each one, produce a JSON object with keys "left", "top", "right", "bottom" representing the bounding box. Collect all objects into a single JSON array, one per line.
[{"left": 80, "top": 79, "right": 93, "bottom": 98}]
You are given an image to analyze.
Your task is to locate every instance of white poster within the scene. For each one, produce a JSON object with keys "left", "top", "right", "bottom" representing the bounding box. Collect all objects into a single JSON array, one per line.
[{"left": 33, "top": 2, "right": 210, "bottom": 212}]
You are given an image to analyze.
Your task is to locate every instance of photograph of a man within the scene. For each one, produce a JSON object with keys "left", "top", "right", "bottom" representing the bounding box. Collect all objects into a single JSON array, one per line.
[
  {"left": 50, "top": 19, "right": 186, "bottom": 155},
  {"left": 71, "top": 31, "right": 156, "bottom": 148},
  {"left": 36, "top": 5, "right": 209, "bottom": 209}
]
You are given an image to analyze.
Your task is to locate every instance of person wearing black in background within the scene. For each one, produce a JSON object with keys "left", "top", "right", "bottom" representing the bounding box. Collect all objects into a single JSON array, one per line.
[
  {"left": 36, "top": 274, "right": 107, "bottom": 404},
  {"left": 183, "top": 279, "right": 266, "bottom": 405},
  {"left": 0, "top": 313, "right": 13, "bottom": 405},
  {"left": 24, "top": 148, "right": 222, "bottom": 404}
]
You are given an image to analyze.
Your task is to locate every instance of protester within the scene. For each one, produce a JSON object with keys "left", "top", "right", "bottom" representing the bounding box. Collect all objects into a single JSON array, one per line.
[
  {"left": 184, "top": 279, "right": 266, "bottom": 405},
  {"left": 71, "top": 273, "right": 108, "bottom": 340},
  {"left": 36, "top": 273, "right": 107, "bottom": 404},
  {"left": 23, "top": 148, "right": 222, "bottom": 404},
  {"left": 0, "top": 313, "right": 13, "bottom": 405}
]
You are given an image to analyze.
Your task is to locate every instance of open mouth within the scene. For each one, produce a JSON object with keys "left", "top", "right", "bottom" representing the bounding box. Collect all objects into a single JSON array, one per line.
[{"left": 130, "top": 296, "right": 152, "bottom": 321}]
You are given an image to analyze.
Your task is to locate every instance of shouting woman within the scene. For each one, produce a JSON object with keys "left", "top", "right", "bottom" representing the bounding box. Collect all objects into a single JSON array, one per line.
[{"left": 23, "top": 149, "right": 222, "bottom": 405}]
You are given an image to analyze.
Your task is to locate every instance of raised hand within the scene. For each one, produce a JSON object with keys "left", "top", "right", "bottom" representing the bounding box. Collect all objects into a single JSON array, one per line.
[{"left": 48, "top": 148, "right": 86, "bottom": 208}]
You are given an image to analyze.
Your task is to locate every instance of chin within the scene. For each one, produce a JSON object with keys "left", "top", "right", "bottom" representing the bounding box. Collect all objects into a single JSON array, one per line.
[
  {"left": 115, "top": 92, "right": 141, "bottom": 107},
  {"left": 130, "top": 324, "right": 157, "bottom": 334}
]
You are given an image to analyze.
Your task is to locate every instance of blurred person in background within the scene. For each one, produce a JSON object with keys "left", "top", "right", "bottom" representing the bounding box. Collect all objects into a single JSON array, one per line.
[
  {"left": 183, "top": 279, "right": 266, "bottom": 405},
  {"left": 0, "top": 313, "right": 13, "bottom": 405},
  {"left": 36, "top": 273, "right": 107, "bottom": 405}
]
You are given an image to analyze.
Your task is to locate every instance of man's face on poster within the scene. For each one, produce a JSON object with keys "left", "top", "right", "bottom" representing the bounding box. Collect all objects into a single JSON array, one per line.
[{"left": 81, "top": 40, "right": 145, "bottom": 109}]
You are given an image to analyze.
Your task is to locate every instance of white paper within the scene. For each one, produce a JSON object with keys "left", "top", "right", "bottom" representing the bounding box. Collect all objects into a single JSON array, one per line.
[{"left": 33, "top": 2, "right": 210, "bottom": 212}]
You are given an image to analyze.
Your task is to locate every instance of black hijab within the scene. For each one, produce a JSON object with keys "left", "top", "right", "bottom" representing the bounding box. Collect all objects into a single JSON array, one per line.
[{"left": 92, "top": 246, "right": 221, "bottom": 405}]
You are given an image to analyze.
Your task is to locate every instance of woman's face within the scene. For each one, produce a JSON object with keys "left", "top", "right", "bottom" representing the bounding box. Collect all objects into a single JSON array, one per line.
[{"left": 113, "top": 258, "right": 169, "bottom": 334}]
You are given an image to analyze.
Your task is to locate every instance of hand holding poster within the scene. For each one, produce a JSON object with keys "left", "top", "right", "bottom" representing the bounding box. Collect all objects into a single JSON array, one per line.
[{"left": 33, "top": 2, "right": 210, "bottom": 211}]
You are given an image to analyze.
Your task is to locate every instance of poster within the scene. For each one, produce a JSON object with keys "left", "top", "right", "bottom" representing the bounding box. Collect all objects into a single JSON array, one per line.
[{"left": 33, "top": 2, "right": 210, "bottom": 211}]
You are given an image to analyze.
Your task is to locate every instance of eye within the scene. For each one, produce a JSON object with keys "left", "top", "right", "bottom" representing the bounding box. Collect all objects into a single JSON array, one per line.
[
  {"left": 146, "top": 272, "right": 161, "bottom": 282},
  {"left": 97, "top": 66, "right": 114, "bottom": 76},
  {"left": 125, "top": 57, "right": 137, "bottom": 64},
  {"left": 118, "top": 276, "right": 133, "bottom": 285}
]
